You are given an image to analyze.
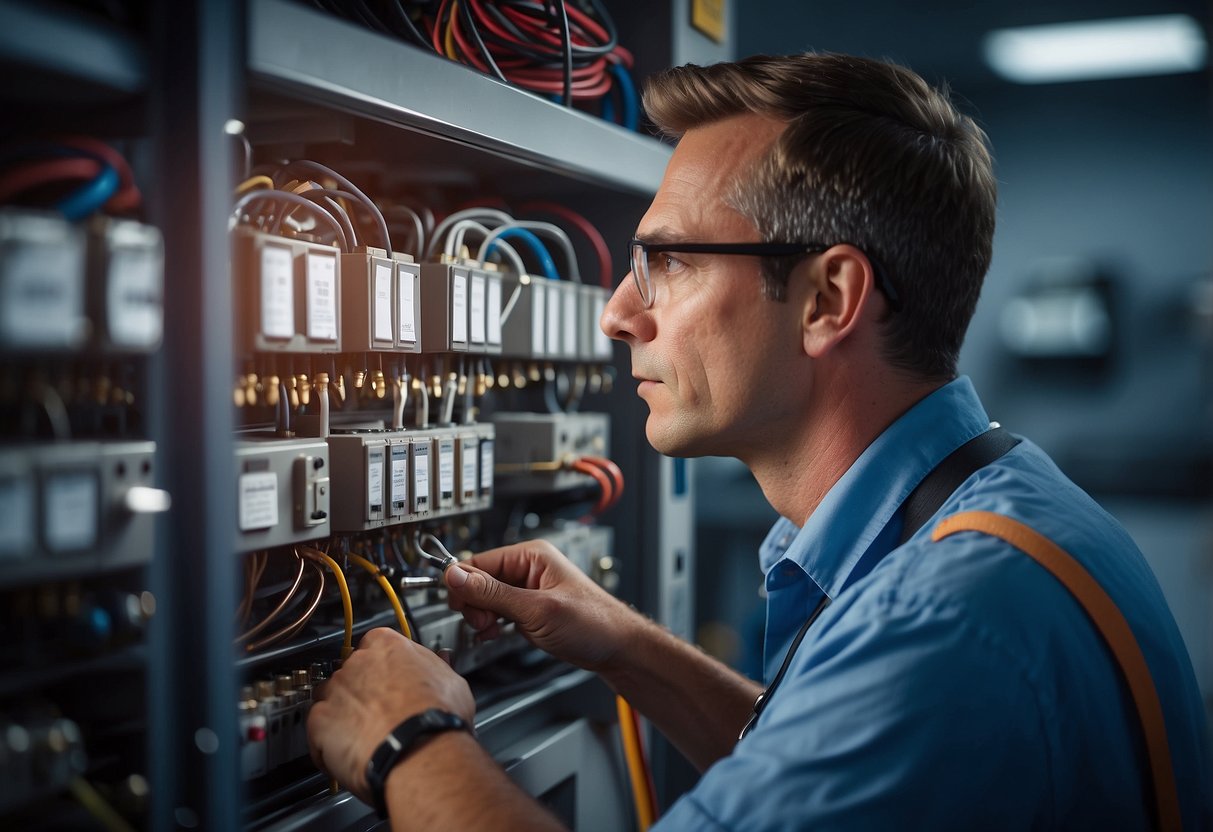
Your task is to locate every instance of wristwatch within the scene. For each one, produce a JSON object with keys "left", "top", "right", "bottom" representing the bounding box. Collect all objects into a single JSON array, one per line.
[{"left": 364, "top": 708, "right": 471, "bottom": 819}]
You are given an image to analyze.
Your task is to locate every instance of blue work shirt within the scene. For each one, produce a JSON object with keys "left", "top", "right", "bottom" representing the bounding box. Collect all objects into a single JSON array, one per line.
[{"left": 658, "top": 377, "right": 1211, "bottom": 830}]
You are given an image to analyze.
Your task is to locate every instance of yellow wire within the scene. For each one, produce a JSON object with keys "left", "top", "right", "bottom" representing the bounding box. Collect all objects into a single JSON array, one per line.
[
  {"left": 346, "top": 552, "right": 413, "bottom": 641},
  {"left": 69, "top": 777, "right": 136, "bottom": 832},
  {"left": 301, "top": 547, "right": 354, "bottom": 660},
  {"left": 616, "top": 696, "right": 655, "bottom": 831},
  {"left": 234, "top": 175, "right": 274, "bottom": 196},
  {"left": 444, "top": 2, "right": 459, "bottom": 60}
]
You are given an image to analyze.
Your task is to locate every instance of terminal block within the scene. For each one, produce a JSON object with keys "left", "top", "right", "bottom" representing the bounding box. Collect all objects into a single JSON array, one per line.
[
  {"left": 340, "top": 245, "right": 408, "bottom": 352},
  {"left": 88, "top": 215, "right": 165, "bottom": 353},
  {"left": 491, "top": 411, "right": 610, "bottom": 495},
  {"left": 234, "top": 436, "right": 330, "bottom": 552},
  {"left": 420, "top": 261, "right": 503, "bottom": 354},
  {"left": 0, "top": 440, "right": 166, "bottom": 587},
  {"left": 394, "top": 252, "right": 423, "bottom": 352},
  {"left": 0, "top": 209, "right": 88, "bottom": 351},
  {"left": 579, "top": 284, "right": 613, "bottom": 362},
  {"left": 325, "top": 424, "right": 496, "bottom": 531},
  {"left": 232, "top": 227, "right": 342, "bottom": 354},
  {"left": 499, "top": 275, "right": 598, "bottom": 361}
]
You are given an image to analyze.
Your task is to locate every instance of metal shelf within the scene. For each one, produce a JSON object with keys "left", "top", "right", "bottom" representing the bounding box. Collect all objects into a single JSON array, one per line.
[
  {"left": 247, "top": 0, "right": 671, "bottom": 197},
  {"left": 0, "top": 0, "right": 147, "bottom": 100}
]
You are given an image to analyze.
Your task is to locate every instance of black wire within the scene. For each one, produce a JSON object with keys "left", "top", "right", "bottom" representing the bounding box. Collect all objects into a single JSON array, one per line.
[
  {"left": 459, "top": 0, "right": 509, "bottom": 81},
  {"left": 383, "top": 0, "right": 438, "bottom": 49},
  {"left": 554, "top": 0, "right": 572, "bottom": 106}
]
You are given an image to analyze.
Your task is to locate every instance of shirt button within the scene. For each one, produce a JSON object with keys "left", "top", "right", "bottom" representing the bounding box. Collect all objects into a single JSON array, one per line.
[{"left": 778, "top": 534, "right": 792, "bottom": 548}]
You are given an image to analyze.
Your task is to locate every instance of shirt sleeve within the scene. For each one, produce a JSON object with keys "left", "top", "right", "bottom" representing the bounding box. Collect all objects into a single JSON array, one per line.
[{"left": 655, "top": 588, "right": 1054, "bottom": 832}]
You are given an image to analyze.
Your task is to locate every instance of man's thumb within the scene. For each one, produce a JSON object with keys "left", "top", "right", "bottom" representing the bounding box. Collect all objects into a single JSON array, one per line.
[{"left": 445, "top": 564, "right": 522, "bottom": 616}]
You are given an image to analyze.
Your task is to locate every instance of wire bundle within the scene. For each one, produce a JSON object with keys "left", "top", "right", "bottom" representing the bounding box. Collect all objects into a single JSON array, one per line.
[
  {"left": 230, "top": 160, "right": 392, "bottom": 254},
  {"left": 570, "top": 454, "right": 623, "bottom": 515},
  {"left": 311, "top": 1, "right": 639, "bottom": 127},
  {"left": 0, "top": 137, "right": 142, "bottom": 220}
]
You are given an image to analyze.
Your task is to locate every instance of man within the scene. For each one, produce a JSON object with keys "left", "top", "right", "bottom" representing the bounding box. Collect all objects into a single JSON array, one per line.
[{"left": 308, "top": 53, "right": 1211, "bottom": 829}]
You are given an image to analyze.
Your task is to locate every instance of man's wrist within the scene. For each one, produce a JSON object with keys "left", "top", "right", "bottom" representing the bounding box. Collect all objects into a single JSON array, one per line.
[{"left": 365, "top": 708, "right": 472, "bottom": 819}]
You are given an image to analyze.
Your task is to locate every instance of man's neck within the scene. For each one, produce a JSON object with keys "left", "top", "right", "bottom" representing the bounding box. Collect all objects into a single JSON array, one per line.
[{"left": 744, "top": 371, "right": 943, "bottom": 525}]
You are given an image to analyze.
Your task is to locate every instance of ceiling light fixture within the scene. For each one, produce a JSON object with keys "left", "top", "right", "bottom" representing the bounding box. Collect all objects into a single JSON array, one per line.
[{"left": 984, "top": 14, "right": 1208, "bottom": 84}]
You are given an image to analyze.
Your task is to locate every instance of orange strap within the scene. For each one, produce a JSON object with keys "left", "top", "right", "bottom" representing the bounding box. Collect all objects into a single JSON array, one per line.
[{"left": 932, "top": 511, "right": 1181, "bottom": 832}]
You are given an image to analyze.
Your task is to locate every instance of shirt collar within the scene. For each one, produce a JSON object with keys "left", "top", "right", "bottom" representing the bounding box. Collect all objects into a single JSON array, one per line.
[{"left": 760, "top": 376, "right": 991, "bottom": 596}]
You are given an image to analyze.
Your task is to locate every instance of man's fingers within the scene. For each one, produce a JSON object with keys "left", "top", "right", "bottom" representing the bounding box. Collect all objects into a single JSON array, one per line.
[{"left": 445, "top": 564, "right": 530, "bottom": 623}]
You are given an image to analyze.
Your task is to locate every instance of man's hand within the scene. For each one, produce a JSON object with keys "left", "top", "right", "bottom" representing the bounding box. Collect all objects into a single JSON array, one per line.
[
  {"left": 444, "top": 539, "right": 638, "bottom": 672},
  {"left": 306, "top": 627, "right": 474, "bottom": 803}
]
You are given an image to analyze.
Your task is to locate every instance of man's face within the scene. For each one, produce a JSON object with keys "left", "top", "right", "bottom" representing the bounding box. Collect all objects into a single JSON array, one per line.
[{"left": 601, "top": 114, "right": 810, "bottom": 459}]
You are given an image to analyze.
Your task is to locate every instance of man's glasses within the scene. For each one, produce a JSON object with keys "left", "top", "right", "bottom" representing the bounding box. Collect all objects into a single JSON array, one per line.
[{"left": 627, "top": 238, "right": 901, "bottom": 311}]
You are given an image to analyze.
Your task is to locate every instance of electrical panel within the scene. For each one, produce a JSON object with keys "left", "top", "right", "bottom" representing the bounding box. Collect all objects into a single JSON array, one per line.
[{"left": 1, "top": 1, "right": 687, "bottom": 829}]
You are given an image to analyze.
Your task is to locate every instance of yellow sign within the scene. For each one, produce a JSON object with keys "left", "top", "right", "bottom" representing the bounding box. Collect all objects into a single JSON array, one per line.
[{"left": 691, "top": 0, "right": 727, "bottom": 44}]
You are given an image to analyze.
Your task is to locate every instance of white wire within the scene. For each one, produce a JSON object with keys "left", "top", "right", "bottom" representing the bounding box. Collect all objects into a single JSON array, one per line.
[
  {"left": 428, "top": 208, "right": 514, "bottom": 258},
  {"left": 476, "top": 221, "right": 581, "bottom": 283},
  {"left": 444, "top": 220, "right": 527, "bottom": 275},
  {"left": 318, "top": 380, "right": 330, "bottom": 438},
  {"left": 441, "top": 374, "right": 457, "bottom": 425},
  {"left": 416, "top": 381, "right": 430, "bottom": 428},
  {"left": 391, "top": 372, "right": 408, "bottom": 430},
  {"left": 500, "top": 279, "right": 525, "bottom": 325}
]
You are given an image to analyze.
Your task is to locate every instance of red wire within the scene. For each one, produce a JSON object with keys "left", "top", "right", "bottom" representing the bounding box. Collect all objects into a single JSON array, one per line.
[
  {"left": 519, "top": 201, "right": 613, "bottom": 288},
  {"left": 0, "top": 157, "right": 103, "bottom": 204},
  {"left": 571, "top": 459, "right": 612, "bottom": 515},
  {"left": 431, "top": 0, "right": 451, "bottom": 53},
  {"left": 449, "top": 9, "right": 490, "bottom": 72}
]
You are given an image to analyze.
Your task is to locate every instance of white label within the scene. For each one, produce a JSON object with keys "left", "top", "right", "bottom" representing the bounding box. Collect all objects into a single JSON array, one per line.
[
  {"left": 373, "top": 262, "right": 393, "bottom": 342},
  {"left": 413, "top": 445, "right": 430, "bottom": 510},
  {"left": 439, "top": 441, "right": 455, "bottom": 496},
  {"left": 532, "top": 281, "right": 546, "bottom": 355},
  {"left": 487, "top": 277, "right": 502, "bottom": 345},
  {"left": 397, "top": 267, "right": 417, "bottom": 343},
  {"left": 0, "top": 478, "right": 35, "bottom": 557},
  {"left": 470, "top": 273, "right": 486, "bottom": 344},
  {"left": 305, "top": 252, "right": 338, "bottom": 341},
  {"left": 593, "top": 293, "right": 612, "bottom": 357},
  {"left": 367, "top": 448, "right": 384, "bottom": 510},
  {"left": 238, "top": 471, "right": 278, "bottom": 531},
  {"left": 260, "top": 245, "right": 295, "bottom": 339},
  {"left": 562, "top": 287, "right": 578, "bottom": 357},
  {"left": 479, "top": 440, "right": 494, "bottom": 492},
  {"left": 451, "top": 273, "right": 468, "bottom": 344},
  {"left": 0, "top": 238, "right": 87, "bottom": 347},
  {"left": 391, "top": 448, "right": 408, "bottom": 506},
  {"left": 546, "top": 284, "right": 561, "bottom": 357},
  {"left": 107, "top": 244, "right": 163, "bottom": 348},
  {"left": 44, "top": 472, "right": 98, "bottom": 551},
  {"left": 461, "top": 441, "right": 477, "bottom": 498}
]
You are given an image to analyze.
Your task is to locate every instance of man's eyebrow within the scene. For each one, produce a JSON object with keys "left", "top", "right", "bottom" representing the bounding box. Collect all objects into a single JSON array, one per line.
[{"left": 633, "top": 227, "right": 698, "bottom": 245}]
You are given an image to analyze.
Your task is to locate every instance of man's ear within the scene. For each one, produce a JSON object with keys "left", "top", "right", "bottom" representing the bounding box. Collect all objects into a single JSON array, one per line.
[{"left": 801, "top": 244, "right": 876, "bottom": 358}]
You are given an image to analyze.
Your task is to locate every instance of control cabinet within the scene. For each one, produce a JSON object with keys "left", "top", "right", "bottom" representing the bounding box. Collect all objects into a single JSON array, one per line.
[{"left": 0, "top": 0, "right": 697, "bottom": 829}]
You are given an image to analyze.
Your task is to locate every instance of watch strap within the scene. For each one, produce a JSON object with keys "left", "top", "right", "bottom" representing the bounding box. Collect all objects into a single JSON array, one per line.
[{"left": 365, "top": 708, "right": 471, "bottom": 819}]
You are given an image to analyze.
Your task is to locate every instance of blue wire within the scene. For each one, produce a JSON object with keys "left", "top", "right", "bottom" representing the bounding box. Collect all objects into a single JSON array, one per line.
[
  {"left": 609, "top": 64, "right": 639, "bottom": 131},
  {"left": 487, "top": 228, "right": 560, "bottom": 280},
  {"left": 601, "top": 88, "right": 617, "bottom": 125},
  {"left": 56, "top": 164, "right": 119, "bottom": 220}
]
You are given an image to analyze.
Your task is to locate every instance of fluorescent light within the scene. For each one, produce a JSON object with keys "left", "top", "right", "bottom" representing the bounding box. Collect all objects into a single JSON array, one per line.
[{"left": 984, "top": 14, "right": 1207, "bottom": 83}]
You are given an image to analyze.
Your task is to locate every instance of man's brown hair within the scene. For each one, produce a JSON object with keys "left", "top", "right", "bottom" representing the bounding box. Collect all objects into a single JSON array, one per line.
[{"left": 643, "top": 53, "right": 997, "bottom": 381}]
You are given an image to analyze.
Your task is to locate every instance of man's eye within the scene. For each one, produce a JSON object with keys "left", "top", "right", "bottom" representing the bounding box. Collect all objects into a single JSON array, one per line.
[{"left": 662, "top": 255, "right": 687, "bottom": 274}]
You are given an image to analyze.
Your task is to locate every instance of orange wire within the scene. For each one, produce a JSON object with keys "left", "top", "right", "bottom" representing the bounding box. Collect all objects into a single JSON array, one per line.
[
  {"left": 570, "top": 458, "right": 611, "bottom": 514},
  {"left": 581, "top": 455, "right": 623, "bottom": 509},
  {"left": 629, "top": 699, "right": 659, "bottom": 820}
]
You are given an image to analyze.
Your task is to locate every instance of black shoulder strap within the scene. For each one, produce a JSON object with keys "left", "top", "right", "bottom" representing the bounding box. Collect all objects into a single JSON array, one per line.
[
  {"left": 898, "top": 425, "right": 1021, "bottom": 546},
  {"left": 740, "top": 424, "right": 1021, "bottom": 742}
]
